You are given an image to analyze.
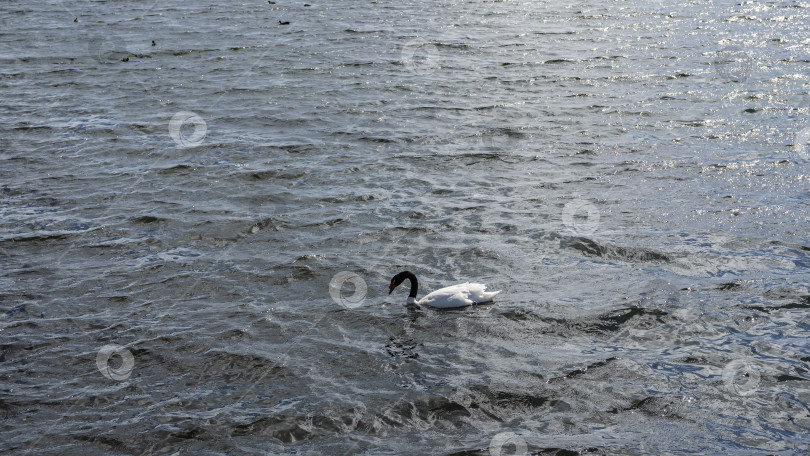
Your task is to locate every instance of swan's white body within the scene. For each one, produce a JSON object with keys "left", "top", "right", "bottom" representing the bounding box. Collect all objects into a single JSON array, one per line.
[{"left": 408, "top": 283, "right": 501, "bottom": 309}]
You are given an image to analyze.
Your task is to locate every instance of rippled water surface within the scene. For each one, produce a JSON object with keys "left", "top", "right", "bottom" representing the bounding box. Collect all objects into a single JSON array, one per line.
[{"left": 2, "top": 0, "right": 810, "bottom": 454}]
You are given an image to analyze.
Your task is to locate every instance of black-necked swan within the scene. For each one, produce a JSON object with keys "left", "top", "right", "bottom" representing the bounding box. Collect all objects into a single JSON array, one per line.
[{"left": 388, "top": 271, "right": 501, "bottom": 309}]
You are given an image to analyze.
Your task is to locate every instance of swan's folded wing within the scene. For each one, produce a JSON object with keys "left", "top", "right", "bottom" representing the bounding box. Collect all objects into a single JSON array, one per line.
[
  {"left": 454, "top": 289, "right": 477, "bottom": 306},
  {"left": 419, "top": 283, "right": 500, "bottom": 308},
  {"left": 420, "top": 287, "right": 474, "bottom": 308}
]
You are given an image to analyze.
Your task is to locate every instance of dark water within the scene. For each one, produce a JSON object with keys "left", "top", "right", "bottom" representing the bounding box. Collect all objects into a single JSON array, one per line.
[{"left": 2, "top": 0, "right": 810, "bottom": 454}]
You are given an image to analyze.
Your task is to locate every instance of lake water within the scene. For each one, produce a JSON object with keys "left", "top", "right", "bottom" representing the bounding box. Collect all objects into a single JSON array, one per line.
[{"left": 1, "top": 0, "right": 810, "bottom": 454}]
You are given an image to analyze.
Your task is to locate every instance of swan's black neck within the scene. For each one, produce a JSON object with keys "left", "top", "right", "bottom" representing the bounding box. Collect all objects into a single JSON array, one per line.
[
  {"left": 393, "top": 270, "right": 418, "bottom": 298},
  {"left": 404, "top": 271, "right": 418, "bottom": 298}
]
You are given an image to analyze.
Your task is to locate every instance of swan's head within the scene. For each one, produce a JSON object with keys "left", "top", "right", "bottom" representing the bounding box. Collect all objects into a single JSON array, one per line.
[{"left": 388, "top": 271, "right": 412, "bottom": 294}]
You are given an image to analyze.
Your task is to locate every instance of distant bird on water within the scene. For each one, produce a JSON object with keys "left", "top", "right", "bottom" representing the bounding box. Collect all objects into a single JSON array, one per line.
[{"left": 278, "top": 20, "right": 290, "bottom": 25}]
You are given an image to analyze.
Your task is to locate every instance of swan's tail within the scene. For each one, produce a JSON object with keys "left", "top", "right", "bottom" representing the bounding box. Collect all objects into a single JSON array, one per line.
[
  {"left": 464, "top": 283, "right": 502, "bottom": 304},
  {"left": 481, "top": 290, "right": 502, "bottom": 302}
]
